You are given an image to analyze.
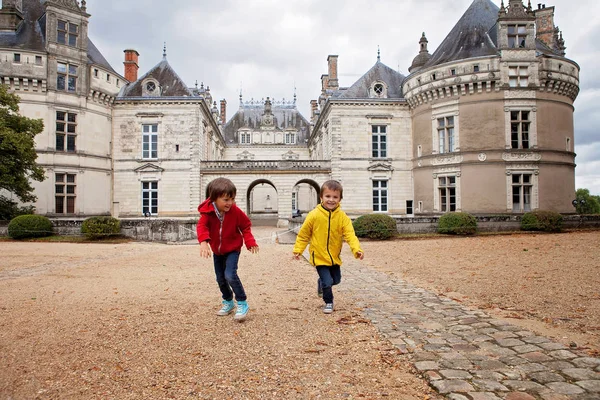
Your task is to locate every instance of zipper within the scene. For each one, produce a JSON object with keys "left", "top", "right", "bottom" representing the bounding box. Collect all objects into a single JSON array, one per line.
[
  {"left": 326, "top": 209, "right": 334, "bottom": 265},
  {"left": 218, "top": 215, "right": 223, "bottom": 254}
]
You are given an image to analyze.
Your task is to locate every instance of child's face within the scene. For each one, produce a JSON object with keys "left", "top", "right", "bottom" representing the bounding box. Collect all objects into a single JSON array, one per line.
[
  {"left": 214, "top": 194, "right": 235, "bottom": 213},
  {"left": 320, "top": 188, "right": 341, "bottom": 211}
]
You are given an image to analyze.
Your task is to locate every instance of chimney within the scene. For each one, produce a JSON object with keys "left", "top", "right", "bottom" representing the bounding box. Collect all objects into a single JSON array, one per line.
[
  {"left": 123, "top": 49, "right": 139, "bottom": 83},
  {"left": 220, "top": 99, "right": 227, "bottom": 125},
  {"left": 534, "top": 5, "right": 556, "bottom": 49},
  {"left": 327, "top": 55, "right": 339, "bottom": 89},
  {"left": 0, "top": 0, "right": 23, "bottom": 32},
  {"left": 321, "top": 74, "right": 329, "bottom": 92},
  {"left": 310, "top": 100, "right": 318, "bottom": 122}
]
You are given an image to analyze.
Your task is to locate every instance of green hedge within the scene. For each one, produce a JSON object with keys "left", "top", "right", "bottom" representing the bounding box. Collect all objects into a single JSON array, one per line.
[
  {"left": 352, "top": 214, "right": 397, "bottom": 240},
  {"left": 521, "top": 210, "right": 563, "bottom": 232},
  {"left": 7, "top": 215, "right": 53, "bottom": 239},
  {"left": 438, "top": 212, "right": 477, "bottom": 235},
  {"left": 81, "top": 216, "right": 121, "bottom": 239}
]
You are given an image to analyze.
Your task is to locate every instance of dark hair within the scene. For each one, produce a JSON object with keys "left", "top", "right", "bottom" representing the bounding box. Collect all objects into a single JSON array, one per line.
[
  {"left": 320, "top": 180, "right": 343, "bottom": 199},
  {"left": 208, "top": 177, "right": 237, "bottom": 201}
]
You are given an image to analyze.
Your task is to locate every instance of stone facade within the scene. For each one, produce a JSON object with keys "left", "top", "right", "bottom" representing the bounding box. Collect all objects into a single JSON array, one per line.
[{"left": 0, "top": 0, "right": 580, "bottom": 226}]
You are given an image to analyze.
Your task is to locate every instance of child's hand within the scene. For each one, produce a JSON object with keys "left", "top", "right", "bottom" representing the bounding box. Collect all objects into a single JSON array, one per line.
[
  {"left": 293, "top": 253, "right": 301, "bottom": 260},
  {"left": 356, "top": 251, "right": 364, "bottom": 260},
  {"left": 199, "top": 241, "right": 212, "bottom": 258},
  {"left": 249, "top": 246, "right": 259, "bottom": 254}
]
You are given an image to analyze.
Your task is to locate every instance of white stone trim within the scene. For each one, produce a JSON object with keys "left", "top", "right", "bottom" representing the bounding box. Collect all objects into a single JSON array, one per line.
[
  {"left": 504, "top": 165, "right": 539, "bottom": 212},
  {"left": 503, "top": 101, "right": 537, "bottom": 149}
]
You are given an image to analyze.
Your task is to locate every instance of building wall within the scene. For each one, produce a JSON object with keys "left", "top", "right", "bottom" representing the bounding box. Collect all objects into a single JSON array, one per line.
[
  {"left": 112, "top": 101, "right": 207, "bottom": 217},
  {"left": 315, "top": 101, "right": 413, "bottom": 216}
]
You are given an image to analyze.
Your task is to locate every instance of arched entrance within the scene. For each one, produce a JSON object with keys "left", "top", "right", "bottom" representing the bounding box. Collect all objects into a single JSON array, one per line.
[
  {"left": 292, "top": 179, "right": 320, "bottom": 217},
  {"left": 247, "top": 179, "right": 278, "bottom": 226}
]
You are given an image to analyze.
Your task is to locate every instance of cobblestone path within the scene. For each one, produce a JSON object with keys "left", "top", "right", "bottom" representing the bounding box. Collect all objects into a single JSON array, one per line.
[{"left": 338, "top": 260, "right": 600, "bottom": 400}]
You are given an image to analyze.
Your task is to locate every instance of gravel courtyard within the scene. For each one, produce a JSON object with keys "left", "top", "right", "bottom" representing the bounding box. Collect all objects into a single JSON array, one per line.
[{"left": 0, "top": 227, "right": 598, "bottom": 399}]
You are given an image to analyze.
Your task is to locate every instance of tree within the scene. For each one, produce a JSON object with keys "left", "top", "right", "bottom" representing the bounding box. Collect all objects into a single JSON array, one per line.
[
  {"left": 574, "top": 188, "right": 600, "bottom": 215},
  {"left": 0, "top": 84, "right": 45, "bottom": 209}
]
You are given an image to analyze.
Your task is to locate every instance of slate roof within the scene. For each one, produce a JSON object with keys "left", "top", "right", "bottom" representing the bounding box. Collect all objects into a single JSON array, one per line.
[
  {"left": 222, "top": 101, "right": 311, "bottom": 144},
  {"left": 0, "top": 0, "right": 119, "bottom": 74},
  {"left": 334, "top": 60, "right": 406, "bottom": 99},
  {"left": 118, "top": 57, "right": 193, "bottom": 97},
  {"left": 423, "top": 0, "right": 500, "bottom": 68}
]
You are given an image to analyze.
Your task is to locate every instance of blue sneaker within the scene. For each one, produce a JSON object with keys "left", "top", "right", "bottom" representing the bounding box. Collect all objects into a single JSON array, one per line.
[
  {"left": 234, "top": 300, "right": 249, "bottom": 321},
  {"left": 323, "top": 303, "right": 334, "bottom": 314},
  {"left": 217, "top": 300, "right": 235, "bottom": 316}
]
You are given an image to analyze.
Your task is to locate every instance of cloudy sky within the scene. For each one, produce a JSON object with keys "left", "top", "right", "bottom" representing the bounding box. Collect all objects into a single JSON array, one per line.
[{"left": 87, "top": 0, "right": 600, "bottom": 196}]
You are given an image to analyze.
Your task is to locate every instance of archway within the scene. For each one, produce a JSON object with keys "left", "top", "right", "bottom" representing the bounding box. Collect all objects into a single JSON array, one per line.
[
  {"left": 292, "top": 179, "right": 320, "bottom": 217},
  {"left": 247, "top": 179, "right": 278, "bottom": 225}
]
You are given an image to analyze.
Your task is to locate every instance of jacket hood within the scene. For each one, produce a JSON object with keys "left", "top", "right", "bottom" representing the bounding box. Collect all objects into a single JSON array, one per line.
[{"left": 198, "top": 198, "right": 214, "bottom": 214}]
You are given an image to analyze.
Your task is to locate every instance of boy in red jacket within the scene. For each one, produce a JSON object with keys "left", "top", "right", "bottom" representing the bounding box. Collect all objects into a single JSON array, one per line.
[{"left": 197, "top": 178, "right": 259, "bottom": 321}]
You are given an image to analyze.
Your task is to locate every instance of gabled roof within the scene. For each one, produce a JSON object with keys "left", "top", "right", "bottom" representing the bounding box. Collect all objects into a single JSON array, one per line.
[
  {"left": 222, "top": 100, "right": 311, "bottom": 144},
  {"left": 334, "top": 60, "right": 406, "bottom": 99},
  {"left": 119, "top": 57, "right": 193, "bottom": 97},
  {"left": 423, "top": 0, "right": 500, "bottom": 68}
]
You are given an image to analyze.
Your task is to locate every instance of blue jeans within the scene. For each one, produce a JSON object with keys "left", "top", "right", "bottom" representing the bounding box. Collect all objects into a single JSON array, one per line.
[
  {"left": 316, "top": 265, "right": 341, "bottom": 304},
  {"left": 213, "top": 251, "right": 246, "bottom": 302}
]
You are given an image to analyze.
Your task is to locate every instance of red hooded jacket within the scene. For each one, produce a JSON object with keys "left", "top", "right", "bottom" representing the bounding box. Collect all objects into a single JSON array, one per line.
[{"left": 196, "top": 198, "right": 257, "bottom": 255}]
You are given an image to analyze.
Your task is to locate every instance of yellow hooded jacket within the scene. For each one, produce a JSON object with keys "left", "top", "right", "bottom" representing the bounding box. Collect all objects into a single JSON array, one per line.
[{"left": 293, "top": 204, "right": 363, "bottom": 267}]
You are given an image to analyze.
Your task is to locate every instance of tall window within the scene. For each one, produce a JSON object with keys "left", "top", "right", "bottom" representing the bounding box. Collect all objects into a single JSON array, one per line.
[
  {"left": 240, "top": 131, "right": 251, "bottom": 144},
  {"left": 511, "top": 111, "right": 530, "bottom": 149},
  {"left": 291, "top": 192, "right": 297, "bottom": 210},
  {"left": 372, "top": 180, "right": 388, "bottom": 212},
  {"left": 285, "top": 132, "right": 296, "bottom": 144},
  {"left": 512, "top": 173, "right": 532, "bottom": 212},
  {"left": 437, "top": 117, "right": 455, "bottom": 153},
  {"left": 142, "top": 181, "right": 159, "bottom": 215},
  {"left": 55, "top": 173, "right": 76, "bottom": 214},
  {"left": 509, "top": 66, "right": 528, "bottom": 87},
  {"left": 57, "top": 20, "right": 78, "bottom": 47},
  {"left": 439, "top": 176, "right": 456, "bottom": 212},
  {"left": 56, "top": 111, "right": 76, "bottom": 152},
  {"left": 507, "top": 24, "right": 527, "bottom": 48},
  {"left": 142, "top": 124, "right": 158, "bottom": 159},
  {"left": 57, "top": 62, "right": 77, "bottom": 92},
  {"left": 372, "top": 125, "right": 387, "bottom": 158}
]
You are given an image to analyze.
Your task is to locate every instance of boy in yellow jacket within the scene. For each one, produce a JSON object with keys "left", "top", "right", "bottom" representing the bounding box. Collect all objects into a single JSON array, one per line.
[{"left": 293, "top": 180, "right": 364, "bottom": 313}]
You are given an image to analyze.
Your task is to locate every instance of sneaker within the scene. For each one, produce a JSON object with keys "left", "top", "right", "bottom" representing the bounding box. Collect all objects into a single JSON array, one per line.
[
  {"left": 217, "top": 300, "right": 235, "bottom": 316},
  {"left": 317, "top": 279, "right": 323, "bottom": 298},
  {"left": 234, "top": 300, "right": 249, "bottom": 321},
  {"left": 323, "top": 303, "right": 334, "bottom": 314}
]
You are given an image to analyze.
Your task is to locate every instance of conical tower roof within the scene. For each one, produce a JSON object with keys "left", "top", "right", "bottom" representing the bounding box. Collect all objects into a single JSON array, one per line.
[{"left": 423, "top": 0, "right": 500, "bottom": 68}]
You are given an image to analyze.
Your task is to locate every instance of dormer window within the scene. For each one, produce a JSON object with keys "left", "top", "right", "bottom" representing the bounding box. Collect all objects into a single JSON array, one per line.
[
  {"left": 57, "top": 20, "right": 78, "bottom": 47},
  {"left": 143, "top": 80, "right": 160, "bottom": 97},
  {"left": 508, "top": 24, "right": 527, "bottom": 48},
  {"left": 474, "top": 65, "right": 480, "bottom": 72},
  {"left": 432, "top": 73, "right": 437, "bottom": 80},
  {"left": 370, "top": 81, "right": 387, "bottom": 98}
]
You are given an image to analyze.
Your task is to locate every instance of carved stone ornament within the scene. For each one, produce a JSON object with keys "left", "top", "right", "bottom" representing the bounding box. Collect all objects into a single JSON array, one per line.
[
  {"left": 431, "top": 155, "right": 463, "bottom": 165},
  {"left": 502, "top": 152, "right": 541, "bottom": 162},
  {"left": 417, "top": 160, "right": 422, "bottom": 167},
  {"left": 236, "top": 150, "right": 255, "bottom": 160},
  {"left": 49, "top": 0, "right": 81, "bottom": 11},
  {"left": 367, "top": 162, "right": 394, "bottom": 172},
  {"left": 134, "top": 163, "right": 164, "bottom": 173},
  {"left": 478, "top": 153, "right": 487, "bottom": 162}
]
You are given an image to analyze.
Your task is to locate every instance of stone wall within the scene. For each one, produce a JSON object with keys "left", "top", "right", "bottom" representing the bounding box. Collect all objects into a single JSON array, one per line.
[{"left": 1, "top": 215, "right": 599, "bottom": 242}]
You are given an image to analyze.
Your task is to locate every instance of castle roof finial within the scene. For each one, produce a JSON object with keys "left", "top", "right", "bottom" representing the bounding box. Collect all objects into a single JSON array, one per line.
[
  {"left": 163, "top": 42, "right": 167, "bottom": 59},
  {"left": 377, "top": 45, "right": 381, "bottom": 62}
]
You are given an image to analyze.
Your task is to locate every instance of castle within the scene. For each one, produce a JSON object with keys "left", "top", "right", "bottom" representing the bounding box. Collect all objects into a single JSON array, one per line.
[{"left": 0, "top": 0, "right": 579, "bottom": 226}]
